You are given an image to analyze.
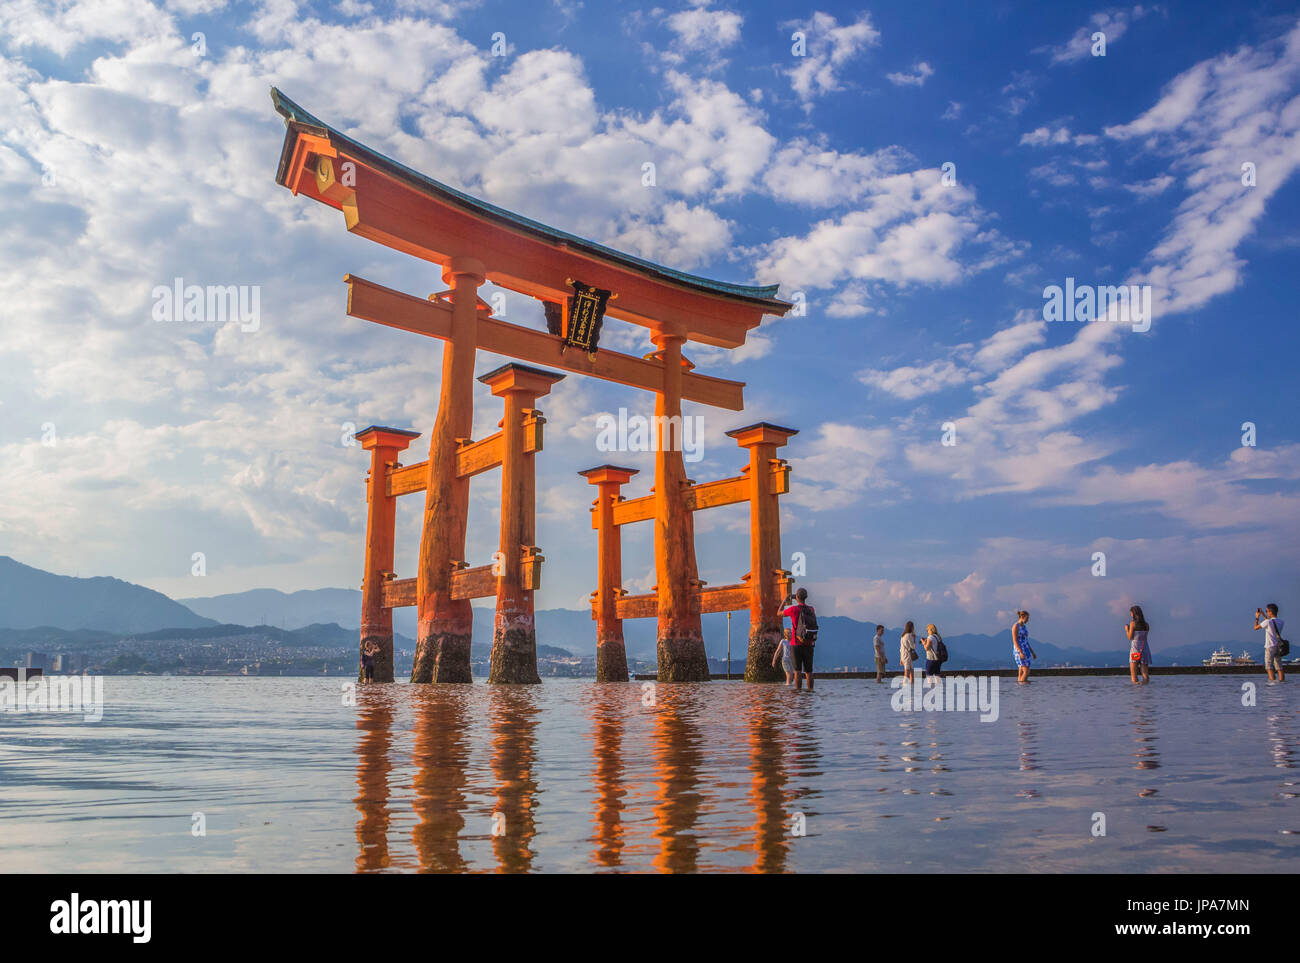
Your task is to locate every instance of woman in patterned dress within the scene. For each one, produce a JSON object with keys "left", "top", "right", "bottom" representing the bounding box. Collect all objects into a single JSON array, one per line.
[
  {"left": 1126, "top": 604, "right": 1151, "bottom": 685},
  {"left": 1012, "top": 610, "right": 1034, "bottom": 685}
]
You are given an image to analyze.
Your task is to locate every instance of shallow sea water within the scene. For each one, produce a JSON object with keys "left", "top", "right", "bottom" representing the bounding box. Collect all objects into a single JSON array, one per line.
[{"left": 0, "top": 675, "right": 1296, "bottom": 872}]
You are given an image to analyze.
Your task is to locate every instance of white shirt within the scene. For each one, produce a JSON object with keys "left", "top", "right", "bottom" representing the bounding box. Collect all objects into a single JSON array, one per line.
[
  {"left": 1262, "top": 617, "right": 1285, "bottom": 650},
  {"left": 900, "top": 632, "right": 917, "bottom": 661},
  {"left": 873, "top": 633, "right": 885, "bottom": 657}
]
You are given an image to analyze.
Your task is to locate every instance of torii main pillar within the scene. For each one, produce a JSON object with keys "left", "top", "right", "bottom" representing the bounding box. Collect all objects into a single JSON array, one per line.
[
  {"left": 480, "top": 363, "right": 564, "bottom": 684},
  {"left": 412, "top": 256, "right": 485, "bottom": 684},
  {"left": 651, "top": 329, "right": 708, "bottom": 681}
]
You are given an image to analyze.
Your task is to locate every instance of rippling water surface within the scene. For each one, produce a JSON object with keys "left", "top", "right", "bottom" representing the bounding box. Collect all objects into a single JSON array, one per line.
[{"left": 1, "top": 676, "right": 1296, "bottom": 872}]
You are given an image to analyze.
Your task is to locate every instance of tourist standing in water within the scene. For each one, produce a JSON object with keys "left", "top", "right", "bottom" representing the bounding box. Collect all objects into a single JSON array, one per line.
[
  {"left": 1012, "top": 610, "right": 1034, "bottom": 684},
  {"left": 782, "top": 588, "right": 818, "bottom": 691},
  {"left": 1255, "top": 604, "right": 1287, "bottom": 682},
  {"left": 772, "top": 624, "right": 795, "bottom": 686},
  {"left": 900, "top": 621, "right": 918, "bottom": 684},
  {"left": 873, "top": 625, "right": 887, "bottom": 682},
  {"left": 921, "top": 623, "right": 945, "bottom": 683},
  {"left": 361, "top": 639, "right": 378, "bottom": 683},
  {"left": 1126, "top": 605, "right": 1151, "bottom": 685}
]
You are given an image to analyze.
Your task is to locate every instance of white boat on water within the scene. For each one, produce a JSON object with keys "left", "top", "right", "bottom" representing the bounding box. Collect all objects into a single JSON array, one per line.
[
  {"left": 1203, "top": 646, "right": 1233, "bottom": 667},
  {"left": 1204, "top": 647, "right": 1257, "bottom": 666}
]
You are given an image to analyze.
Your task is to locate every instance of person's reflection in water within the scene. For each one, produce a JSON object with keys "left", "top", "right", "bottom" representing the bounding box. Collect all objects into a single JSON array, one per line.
[
  {"left": 1267, "top": 710, "right": 1298, "bottom": 818},
  {"left": 781, "top": 686, "right": 823, "bottom": 858},
  {"left": 1130, "top": 700, "right": 1164, "bottom": 831},
  {"left": 1266, "top": 710, "right": 1296, "bottom": 770},
  {"left": 410, "top": 686, "right": 472, "bottom": 873},
  {"left": 1015, "top": 718, "right": 1040, "bottom": 799},
  {"left": 746, "top": 687, "right": 792, "bottom": 873},
  {"left": 489, "top": 686, "right": 541, "bottom": 874},
  {"left": 354, "top": 688, "right": 394, "bottom": 873},
  {"left": 588, "top": 686, "right": 628, "bottom": 869},
  {"left": 1131, "top": 700, "right": 1161, "bottom": 798},
  {"left": 652, "top": 685, "right": 708, "bottom": 873}
]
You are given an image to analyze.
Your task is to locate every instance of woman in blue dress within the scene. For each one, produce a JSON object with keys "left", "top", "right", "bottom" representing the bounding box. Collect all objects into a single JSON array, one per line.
[{"left": 1012, "top": 610, "right": 1035, "bottom": 684}]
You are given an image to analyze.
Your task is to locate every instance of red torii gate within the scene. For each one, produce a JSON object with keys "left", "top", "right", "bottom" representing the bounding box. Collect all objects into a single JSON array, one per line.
[{"left": 271, "top": 88, "right": 795, "bottom": 683}]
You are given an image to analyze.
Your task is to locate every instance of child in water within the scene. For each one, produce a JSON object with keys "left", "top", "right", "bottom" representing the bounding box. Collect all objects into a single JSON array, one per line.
[{"left": 771, "top": 627, "right": 795, "bottom": 686}]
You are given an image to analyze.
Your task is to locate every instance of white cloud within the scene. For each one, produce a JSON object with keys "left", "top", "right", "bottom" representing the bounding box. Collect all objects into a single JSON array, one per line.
[
  {"left": 761, "top": 140, "right": 910, "bottom": 206},
  {"left": 786, "top": 423, "right": 896, "bottom": 511},
  {"left": 816, "top": 577, "right": 932, "bottom": 620},
  {"left": 886, "top": 61, "right": 933, "bottom": 87},
  {"left": 666, "top": 5, "right": 743, "bottom": 50},
  {"left": 1040, "top": 6, "right": 1153, "bottom": 65},
  {"left": 1105, "top": 20, "right": 1300, "bottom": 314},
  {"left": 784, "top": 11, "right": 880, "bottom": 108},
  {"left": 621, "top": 70, "right": 776, "bottom": 198},
  {"left": 755, "top": 170, "right": 1015, "bottom": 290},
  {"left": 1123, "top": 175, "right": 1175, "bottom": 198},
  {"left": 1020, "top": 125, "right": 1073, "bottom": 147},
  {"left": 858, "top": 360, "right": 966, "bottom": 400}
]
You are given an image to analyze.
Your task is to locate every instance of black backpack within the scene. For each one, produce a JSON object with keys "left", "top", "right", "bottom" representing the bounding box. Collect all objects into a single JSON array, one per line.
[
  {"left": 1270, "top": 619, "right": 1290, "bottom": 657},
  {"left": 934, "top": 635, "right": 948, "bottom": 662},
  {"left": 795, "top": 605, "right": 819, "bottom": 643}
]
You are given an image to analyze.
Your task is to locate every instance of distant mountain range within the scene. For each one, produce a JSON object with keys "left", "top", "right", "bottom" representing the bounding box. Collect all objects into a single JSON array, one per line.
[
  {"left": 179, "top": 587, "right": 369, "bottom": 632},
  {"left": 0, "top": 556, "right": 216, "bottom": 634},
  {"left": 2, "top": 556, "right": 1265, "bottom": 669}
]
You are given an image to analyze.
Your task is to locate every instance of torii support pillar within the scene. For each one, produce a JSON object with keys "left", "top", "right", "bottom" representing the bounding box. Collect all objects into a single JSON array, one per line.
[
  {"left": 480, "top": 363, "right": 564, "bottom": 684},
  {"left": 412, "top": 256, "right": 485, "bottom": 684},
  {"left": 651, "top": 330, "right": 708, "bottom": 681},
  {"left": 580, "top": 465, "right": 639, "bottom": 681},
  {"left": 727, "top": 423, "right": 798, "bottom": 683},
  {"left": 357, "top": 425, "right": 420, "bottom": 683}
]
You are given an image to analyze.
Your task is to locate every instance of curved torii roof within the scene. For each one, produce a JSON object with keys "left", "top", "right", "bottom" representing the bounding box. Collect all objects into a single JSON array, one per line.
[{"left": 271, "top": 88, "right": 791, "bottom": 348}]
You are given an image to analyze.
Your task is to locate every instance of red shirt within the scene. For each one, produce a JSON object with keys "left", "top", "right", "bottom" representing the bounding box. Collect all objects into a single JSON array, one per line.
[{"left": 783, "top": 604, "right": 815, "bottom": 645}]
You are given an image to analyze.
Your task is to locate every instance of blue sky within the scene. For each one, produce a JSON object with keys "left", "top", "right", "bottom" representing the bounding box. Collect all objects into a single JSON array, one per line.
[{"left": 1, "top": 0, "right": 1297, "bottom": 650}]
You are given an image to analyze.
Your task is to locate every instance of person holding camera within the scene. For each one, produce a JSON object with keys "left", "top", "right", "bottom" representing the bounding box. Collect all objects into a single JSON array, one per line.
[{"left": 1254, "top": 604, "right": 1287, "bottom": 682}]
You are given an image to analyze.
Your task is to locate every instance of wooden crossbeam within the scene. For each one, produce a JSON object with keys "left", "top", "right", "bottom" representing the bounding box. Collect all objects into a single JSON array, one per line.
[
  {"left": 613, "top": 582, "right": 753, "bottom": 619},
  {"left": 387, "top": 429, "right": 544, "bottom": 496},
  {"left": 379, "top": 553, "right": 542, "bottom": 608},
  {"left": 600, "top": 461, "right": 791, "bottom": 528},
  {"left": 346, "top": 274, "right": 744, "bottom": 410},
  {"left": 381, "top": 577, "right": 417, "bottom": 608},
  {"left": 450, "top": 564, "right": 499, "bottom": 600},
  {"left": 614, "top": 592, "right": 657, "bottom": 620}
]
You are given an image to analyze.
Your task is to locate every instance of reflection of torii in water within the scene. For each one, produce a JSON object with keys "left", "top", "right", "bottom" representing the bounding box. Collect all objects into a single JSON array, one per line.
[{"left": 270, "top": 88, "right": 796, "bottom": 686}]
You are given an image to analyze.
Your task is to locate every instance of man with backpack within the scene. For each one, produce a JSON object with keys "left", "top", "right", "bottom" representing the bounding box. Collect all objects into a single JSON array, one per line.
[
  {"left": 782, "top": 588, "right": 819, "bottom": 691},
  {"left": 1254, "top": 604, "right": 1287, "bottom": 682}
]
